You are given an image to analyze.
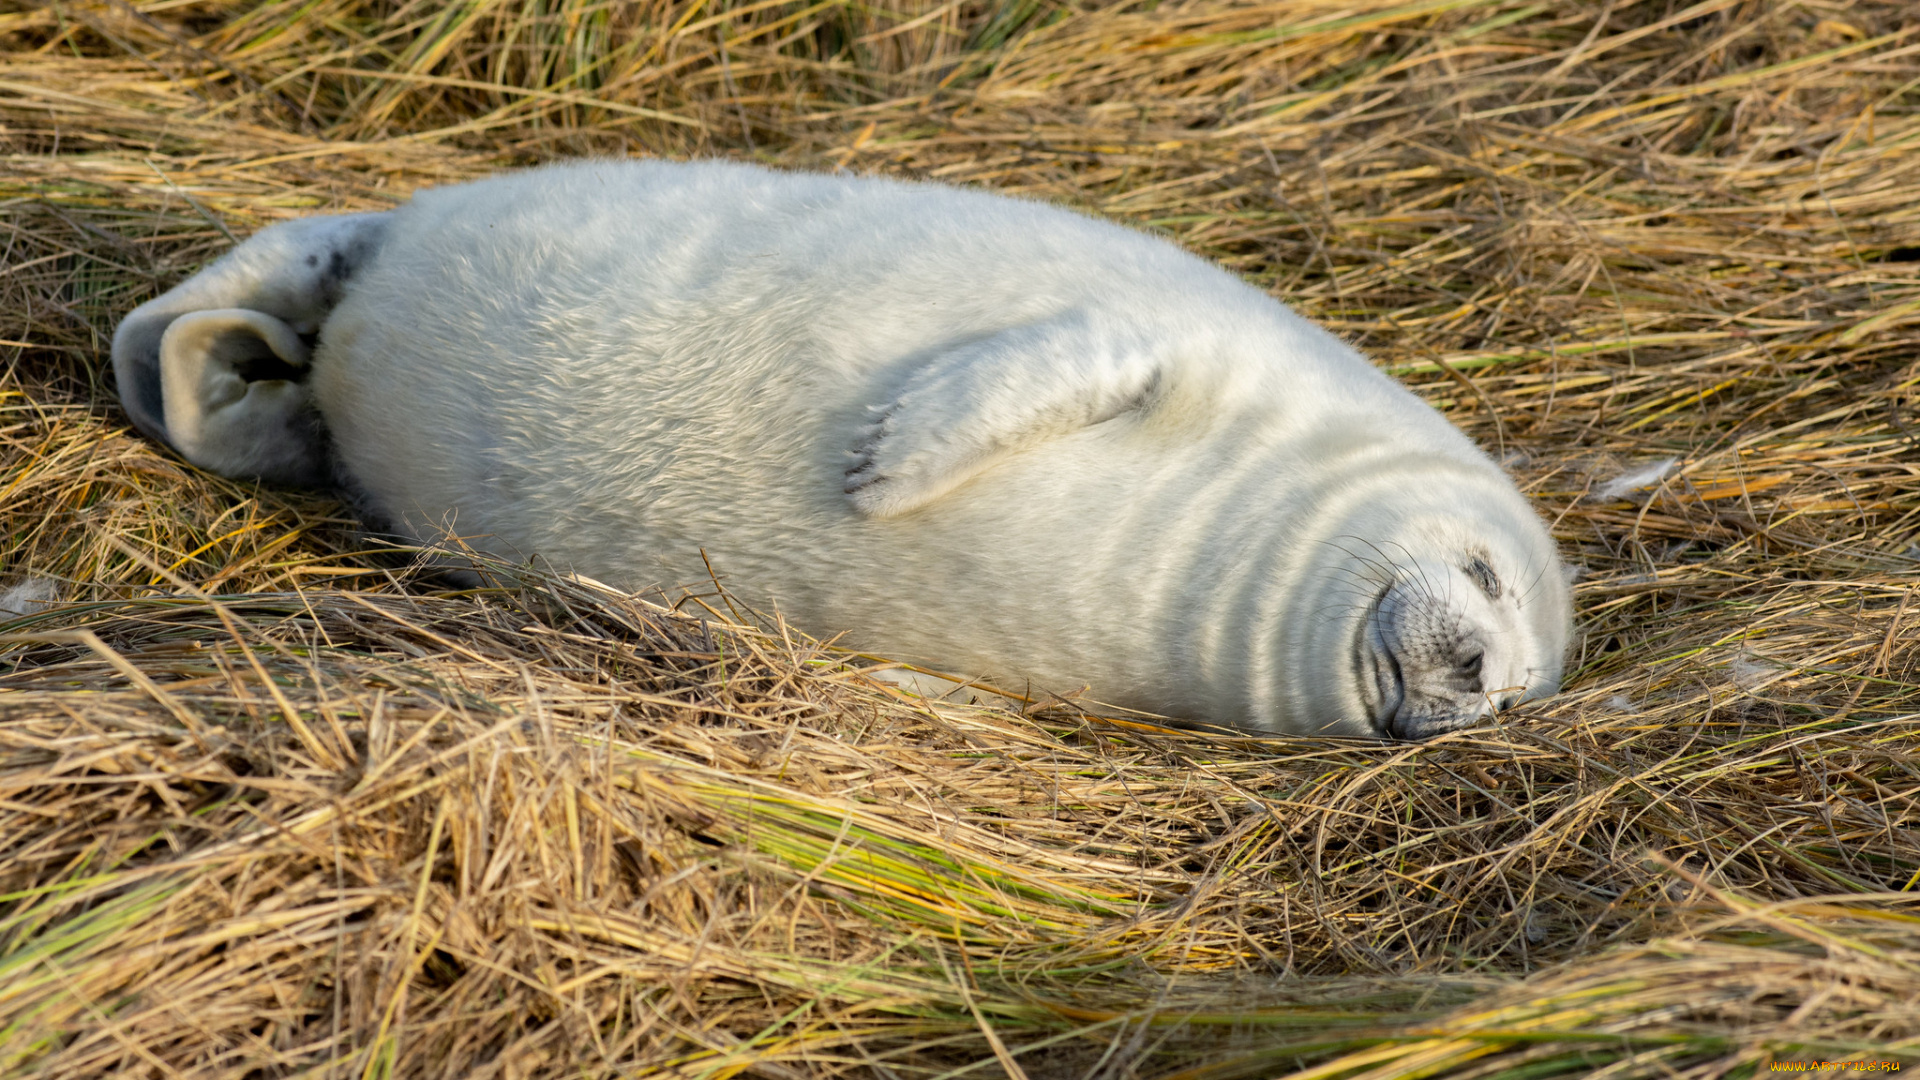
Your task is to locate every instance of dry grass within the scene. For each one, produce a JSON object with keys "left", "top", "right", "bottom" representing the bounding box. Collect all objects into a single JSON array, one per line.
[{"left": 4, "top": 0, "right": 1920, "bottom": 1075}]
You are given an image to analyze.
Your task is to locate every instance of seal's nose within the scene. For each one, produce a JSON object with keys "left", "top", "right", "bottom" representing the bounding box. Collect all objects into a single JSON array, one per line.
[{"left": 1451, "top": 647, "right": 1484, "bottom": 693}]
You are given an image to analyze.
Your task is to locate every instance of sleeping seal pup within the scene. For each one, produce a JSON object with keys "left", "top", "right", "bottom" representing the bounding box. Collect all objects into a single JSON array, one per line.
[{"left": 111, "top": 159, "right": 1570, "bottom": 739}]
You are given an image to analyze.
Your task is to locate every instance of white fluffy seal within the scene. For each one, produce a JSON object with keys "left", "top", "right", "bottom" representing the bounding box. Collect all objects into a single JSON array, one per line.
[{"left": 111, "top": 160, "right": 1571, "bottom": 739}]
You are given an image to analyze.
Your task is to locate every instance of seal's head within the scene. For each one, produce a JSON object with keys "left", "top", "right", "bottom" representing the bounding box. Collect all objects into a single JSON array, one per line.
[
  {"left": 1294, "top": 465, "right": 1572, "bottom": 740},
  {"left": 1354, "top": 544, "right": 1568, "bottom": 740}
]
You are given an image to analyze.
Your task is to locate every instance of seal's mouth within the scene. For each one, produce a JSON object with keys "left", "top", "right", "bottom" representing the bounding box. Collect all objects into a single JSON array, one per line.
[{"left": 1354, "top": 583, "right": 1402, "bottom": 735}]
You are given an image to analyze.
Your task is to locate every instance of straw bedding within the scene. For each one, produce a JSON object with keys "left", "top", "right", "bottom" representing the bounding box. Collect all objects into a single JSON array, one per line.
[{"left": 2, "top": 0, "right": 1918, "bottom": 1075}]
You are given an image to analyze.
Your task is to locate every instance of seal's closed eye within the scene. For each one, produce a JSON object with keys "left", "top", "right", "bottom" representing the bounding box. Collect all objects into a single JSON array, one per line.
[{"left": 1465, "top": 557, "right": 1501, "bottom": 599}]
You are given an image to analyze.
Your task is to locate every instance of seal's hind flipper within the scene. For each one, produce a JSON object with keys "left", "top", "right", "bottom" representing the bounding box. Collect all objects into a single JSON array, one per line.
[
  {"left": 157, "top": 309, "right": 332, "bottom": 487},
  {"left": 112, "top": 212, "right": 391, "bottom": 485},
  {"left": 845, "top": 312, "right": 1164, "bottom": 518}
]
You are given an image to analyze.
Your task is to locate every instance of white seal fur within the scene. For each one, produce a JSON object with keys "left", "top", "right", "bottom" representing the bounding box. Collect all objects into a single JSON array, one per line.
[{"left": 112, "top": 160, "right": 1571, "bottom": 739}]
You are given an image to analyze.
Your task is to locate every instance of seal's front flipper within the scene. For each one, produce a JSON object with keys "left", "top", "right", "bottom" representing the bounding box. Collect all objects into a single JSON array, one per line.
[
  {"left": 112, "top": 212, "right": 391, "bottom": 485},
  {"left": 845, "top": 312, "right": 1164, "bottom": 518}
]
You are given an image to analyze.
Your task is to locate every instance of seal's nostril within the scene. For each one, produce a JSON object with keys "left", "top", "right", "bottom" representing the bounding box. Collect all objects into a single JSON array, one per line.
[{"left": 1457, "top": 649, "right": 1483, "bottom": 684}]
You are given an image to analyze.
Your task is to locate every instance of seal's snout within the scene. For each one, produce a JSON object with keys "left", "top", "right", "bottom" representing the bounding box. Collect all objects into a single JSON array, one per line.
[{"left": 1361, "top": 577, "right": 1504, "bottom": 740}]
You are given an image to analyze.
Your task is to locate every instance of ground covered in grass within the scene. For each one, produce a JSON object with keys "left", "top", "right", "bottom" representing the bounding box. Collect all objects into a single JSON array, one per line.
[{"left": 3, "top": 0, "right": 1919, "bottom": 1076}]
